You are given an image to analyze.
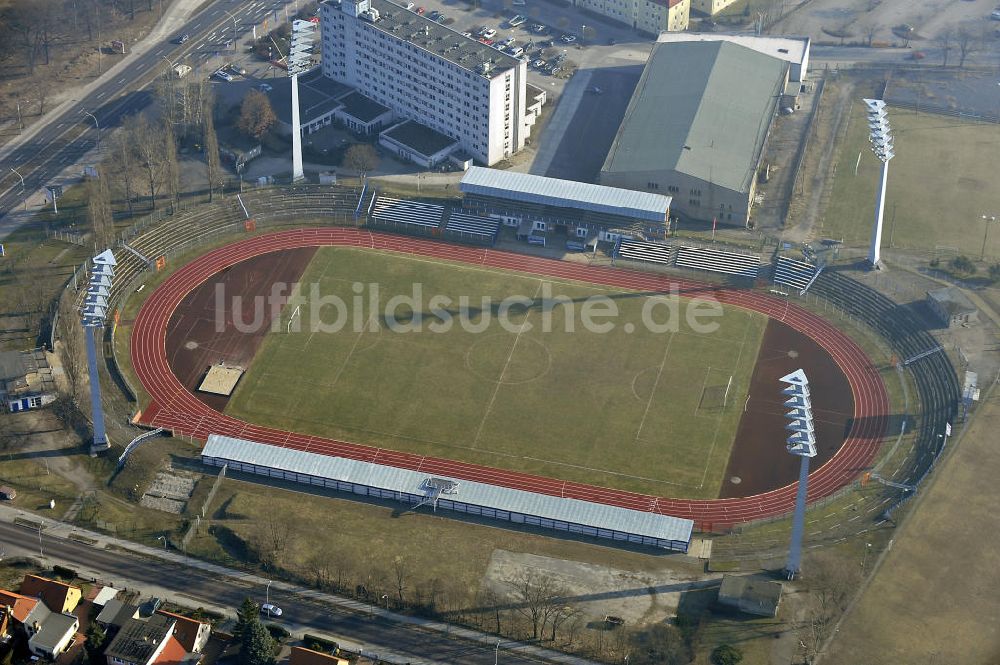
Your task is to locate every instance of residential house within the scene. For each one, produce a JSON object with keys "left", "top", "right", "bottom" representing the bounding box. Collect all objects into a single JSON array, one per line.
[
  {"left": 20, "top": 574, "right": 83, "bottom": 614},
  {"left": 104, "top": 615, "right": 177, "bottom": 665},
  {"left": 96, "top": 599, "right": 141, "bottom": 631},
  {"left": 155, "top": 611, "right": 211, "bottom": 654},
  {"left": 1, "top": 588, "right": 79, "bottom": 658},
  {"left": 289, "top": 646, "right": 349, "bottom": 665}
]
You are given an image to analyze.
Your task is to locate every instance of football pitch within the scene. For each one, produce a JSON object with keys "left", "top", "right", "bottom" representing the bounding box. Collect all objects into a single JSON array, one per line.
[{"left": 225, "top": 248, "right": 768, "bottom": 499}]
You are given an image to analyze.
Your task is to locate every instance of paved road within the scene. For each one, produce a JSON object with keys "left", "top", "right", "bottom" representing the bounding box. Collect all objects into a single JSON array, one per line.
[
  {"left": 0, "top": 519, "right": 577, "bottom": 665},
  {"left": 0, "top": 0, "right": 298, "bottom": 238}
]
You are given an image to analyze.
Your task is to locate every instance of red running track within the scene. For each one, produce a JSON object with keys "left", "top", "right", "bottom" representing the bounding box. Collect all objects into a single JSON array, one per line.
[{"left": 130, "top": 228, "right": 889, "bottom": 530}]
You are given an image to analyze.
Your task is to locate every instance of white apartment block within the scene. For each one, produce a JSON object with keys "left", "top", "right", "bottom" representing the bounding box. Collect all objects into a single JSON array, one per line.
[
  {"left": 690, "top": 0, "right": 739, "bottom": 16},
  {"left": 321, "top": 0, "right": 527, "bottom": 165},
  {"left": 574, "top": 0, "right": 689, "bottom": 35}
]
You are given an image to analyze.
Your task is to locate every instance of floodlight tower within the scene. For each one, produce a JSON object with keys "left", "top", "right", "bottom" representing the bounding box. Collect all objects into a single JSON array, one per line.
[
  {"left": 288, "top": 19, "right": 317, "bottom": 182},
  {"left": 780, "top": 369, "right": 817, "bottom": 580},
  {"left": 81, "top": 249, "right": 117, "bottom": 452},
  {"left": 863, "top": 99, "right": 895, "bottom": 269}
]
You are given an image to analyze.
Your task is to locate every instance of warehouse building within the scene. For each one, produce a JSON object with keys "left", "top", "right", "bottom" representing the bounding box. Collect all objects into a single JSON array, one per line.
[
  {"left": 600, "top": 40, "right": 790, "bottom": 227},
  {"left": 460, "top": 166, "right": 672, "bottom": 242},
  {"left": 321, "top": 0, "right": 528, "bottom": 166},
  {"left": 656, "top": 33, "right": 811, "bottom": 82},
  {"left": 202, "top": 434, "right": 693, "bottom": 552}
]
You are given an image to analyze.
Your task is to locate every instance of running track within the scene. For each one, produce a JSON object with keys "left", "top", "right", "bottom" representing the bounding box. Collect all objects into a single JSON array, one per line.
[{"left": 130, "top": 228, "right": 889, "bottom": 530}]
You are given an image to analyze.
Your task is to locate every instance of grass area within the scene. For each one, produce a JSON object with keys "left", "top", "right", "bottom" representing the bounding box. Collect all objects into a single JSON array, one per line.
[
  {"left": 225, "top": 247, "right": 768, "bottom": 498},
  {"left": 0, "top": 458, "right": 79, "bottom": 511},
  {"left": 819, "top": 104, "right": 1000, "bottom": 262},
  {"left": 825, "top": 383, "right": 1000, "bottom": 664},
  {"left": 188, "top": 473, "right": 696, "bottom": 613}
]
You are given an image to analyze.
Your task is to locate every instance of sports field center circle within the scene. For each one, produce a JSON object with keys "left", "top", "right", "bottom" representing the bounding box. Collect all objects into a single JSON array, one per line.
[{"left": 130, "top": 228, "right": 889, "bottom": 530}]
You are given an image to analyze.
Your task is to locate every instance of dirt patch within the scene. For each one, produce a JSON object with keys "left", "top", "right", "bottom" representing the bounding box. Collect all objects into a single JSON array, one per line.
[
  {"left": 483, "top": 550, "right": 719, "bottom": 625},
  {"left": 720, "top": 318, "right": 854, "bottom": 498},
  {"left": 140, "top": 468, "right": 198, "bottom": 514},
  {"left": 164, "top": 247, "right": 318, "bottom": 411}
]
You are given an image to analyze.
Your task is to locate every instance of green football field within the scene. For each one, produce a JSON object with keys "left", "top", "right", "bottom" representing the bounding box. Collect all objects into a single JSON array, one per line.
[{"left": 225, "top": 248, "right": 768, "bottom": 498}]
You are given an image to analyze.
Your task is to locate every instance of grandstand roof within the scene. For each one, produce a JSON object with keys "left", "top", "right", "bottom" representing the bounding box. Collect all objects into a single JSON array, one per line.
[
  {"left": 460, "top": 167, "right": 671, "bottom": 223},
  {"left": 203, "top": 434, "right": 693, "bottom": 545},
  {"left": 601, "top": 41, "right": 788, "bottom": 195}
]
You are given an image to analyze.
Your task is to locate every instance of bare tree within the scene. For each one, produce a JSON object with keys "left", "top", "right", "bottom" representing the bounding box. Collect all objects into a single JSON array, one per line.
[
  {"left": 306, "top": 552, "right": 332, "bottom": 589},
  {"left": 505, "top": 570, "right": 564, "bottom": 640},
  {"left": 161, "top": 118, "right": 181, "bottom": 212},
  {"left": 87, "top": 167, "right": 114, "bottom": 249},
  {"left": 955, "top": 27, "right": 979, "bottom": 68},
  {"left": 935, "top": 28, "right": 954, "bottom": 67},
  {"left": 798, "top": 551, "right": 862, "bottom": 663},
  {"left": 203, "top": 91, "right": 222, "bottom": 201},
  {"left": 343, "top": 144, "right": 379, "bottom": 179},
  {"left": 108, "top": 130, "right": 137, "bottom": 216},
  {"left": 392, "top": 556, "right": 409, "bottom": 606},
  {"left": 126, "top": 114, "right": 164, "bottom": 209},
  {"left": 863, "top": 23, "right": 879, "bottom": 47},
  {"left": 57, "top": 294, "right": 85, "bottom": 403}
]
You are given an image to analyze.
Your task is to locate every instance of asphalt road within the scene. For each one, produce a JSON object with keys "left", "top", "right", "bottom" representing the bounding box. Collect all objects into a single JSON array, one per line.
[
  {"left": 0, "top": 520, "right": 560, "bottom": 665},
  {"left": 0, "top": 0, "right": 297, "bottom": 231}
]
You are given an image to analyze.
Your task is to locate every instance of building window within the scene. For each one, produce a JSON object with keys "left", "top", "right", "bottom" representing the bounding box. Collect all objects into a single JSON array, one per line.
[{"left": 689, "top": 199, "right": 700, "bottom": 207}]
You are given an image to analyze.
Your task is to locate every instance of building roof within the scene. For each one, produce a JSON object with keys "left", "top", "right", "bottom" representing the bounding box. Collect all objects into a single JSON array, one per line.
[
  {"left": 339, "top": 91, "right": 391, "bottom": 123},
  {"left": 152, "top": 635, "right": 189, "bottom": 665},
  {"left": 0, "top": 351, "right": 27, "bottom": 383},
  {"left": 927, "top": 287, "right": 977, "bottom": 316},
  {"left": 203, "top": 434, "right": 693, "bottom": 545},
  {"left": 289, "top": 646, "right": 349, "bottom": 665},
  {"left": 352, "top": 0, "right": 521, "bottom": 76},
  {"left": 19, "top": 575, "right": 80, "bottom": 613},
  {"left": 0, "top": 589, "right": 39, "bottom": 623},
  {"left": 656, "top": 32, "right": 809, "bottom": 73},
  {"left": 601, "top": 40, "right": 788, "bottom": 195},
  {"left": 461, "top": 167, "right": 672, "bottom": 223},
  {"left": 92, "top": 586, "right": 120, "bottom": 607},
  {"left": 28, "top": 612, "right": 78, "bottom": 653},
  {"left": 96, "top": 599, "right": 139, "bottom": 628},
  {"left": 269, "top": 69, "right": 351, "bottom": 126},
  {"left": 382, "top": 120, "right": 458, "bottom": 157},
  {"left": 104, "top": 615, "right": 174, "bottom": 665},
  {"left": 155, "top": 611, "right": 207, "bottom": 653}
]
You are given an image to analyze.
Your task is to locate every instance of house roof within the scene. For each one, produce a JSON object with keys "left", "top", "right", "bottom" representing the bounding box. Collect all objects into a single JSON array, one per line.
[
  {"left": 152, "top": 635, "right": 189, "bottom": 665},
  {"left": 338, "top": 91, "right": 391, "bottom": 124},
  {"left": 97, "top": 599, "right": 140, "bottom": 628},
  {"left": 0, "top": 589, "right": 39, "bottom": 623},
  {"left": 19, "top": 575, "right": 80, "bottom": 612},
  {"left": 289, "top": 646, "right": 349, "bottom": 665},
  {"left": 602, "top": 40, "right": 788, "bottom": 195},
  {"left": 28, "top": 612, "right": 78, "bottom": 653},
  {"left": 104, "top": 615, "right": 175, "bottom": 665},
  {"left": 155, "top": 611, "right": 207, "bottom": 653}
]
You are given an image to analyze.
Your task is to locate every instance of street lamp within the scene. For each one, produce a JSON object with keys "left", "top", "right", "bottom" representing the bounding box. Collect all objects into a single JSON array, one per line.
[
  {"left": 781, "top": 369, "right": 817, "bottom": 580},
  {"left": 980, "top": 214, "right": 997, "bottom": 262},
  {"left": 861, "top": 542, "right": 872, "bottom": 573},
  {"left": 863, "top": 98, "right": 894, "bottom": 269},
  {"left": 81, "top": 109, "right": 100, "bottom": 149},
  {"left": 157, "top": 535, "right": 167, "bottom": 550},
  {"left": 10, "top": 167, "right": 24, "bottom": 194},
  {"left": 223, "top": 9, "right": 239, "bottom": 48},
  {"left": 495, "top": 639, "right": 503, "bottom": 665},
  {"left": 266, "top": 580, "right": 272, "bottom": 606},
  {"left": 381, "top": 594, "right": 388, "bottom": 610}
]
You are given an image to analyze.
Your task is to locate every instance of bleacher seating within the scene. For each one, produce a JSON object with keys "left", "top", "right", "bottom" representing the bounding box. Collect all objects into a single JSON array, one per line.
[
  {"left": 370, "top": 196, "right": 444, "bottom": 231},
  {"left": 616, "top": 239, "right": 676, "bottom": 266},
  {"left": 773, "top": 255, "right": 817, "bottom": 291},
  {"left": 443, "top": 211, "right": 501, "bottom": 245},
  {"left": 675, "top": 246, "right": 760, "bottom": 278}
]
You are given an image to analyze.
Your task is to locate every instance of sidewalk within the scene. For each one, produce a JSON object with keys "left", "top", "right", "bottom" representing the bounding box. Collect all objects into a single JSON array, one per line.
[{"left": 0, "top": 504, "right": 601, "bottom": 665}]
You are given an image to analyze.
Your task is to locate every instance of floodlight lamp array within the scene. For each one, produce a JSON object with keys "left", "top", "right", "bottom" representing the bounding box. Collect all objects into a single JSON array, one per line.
[
  {"left": 780, "top": 369, "right": 817, "bottom": 457},
  {"left": 82, "top": 249, "right": 117, "bottom": 328},
  {"left": 863, "top": 98, "right": 894, "bottom": 163},
  {"left": 288, "top": 20, "right": 317, "bottom": 76}
]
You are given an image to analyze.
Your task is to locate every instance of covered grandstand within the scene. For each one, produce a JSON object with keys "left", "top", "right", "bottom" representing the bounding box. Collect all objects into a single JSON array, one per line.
[
  {"left": 201, "top": 434, "right": 694, "bottom": 552},
  {"left": 459, "top": 166, "right": 673, "bottom": 241}
]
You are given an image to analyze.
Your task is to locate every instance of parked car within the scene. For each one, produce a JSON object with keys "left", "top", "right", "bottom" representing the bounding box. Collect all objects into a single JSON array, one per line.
[
  {"left": 415, "top": 5, "right": 425, "bottom": 14},
  {"left": 531, "top": 58, "right": 545, "bottom": 68},
  {"left": 508, "top": 14, "right": 527, "bottom": 27},
  {"left": 462, "top": 31, "right": 473, "bottom": 37},
  {"left": 479, "top": 38, "right": 495, "bottom": 45},
  {"left": 560, "top": 33, "right": 577, "bottom": 43},
  {"left": 226, "top": 63, "right": 247, "bottom": 75},
  {"left": 500, "top": 36, "right": 516, "bottom": 47},
  {"left": 404, "top": 1, "right": 415, "bottom": 8},
  {"left": 258, "top": 83, "right": 273, "bottom": 92},
  {"left": 530, "top": 23, "right": 545, "bottom": 32},
  {"left": 992, "top": 9, "right": 1000, "bottom": 19},
  {"left": 428, "top": 10, "right": 441, "bottom": 19},
  {"left": 512, "top": 0, "right": 526, "bottom": 5},
  {"left": 482, "top": 28, "right": 497, "bottom": 38},
  {"left": 550, "top": 66, "right": 561, "bottom": 75},
  {"left": 174, "top": 33, "right": 190, "bottom": 44},
  {"left": 261, "top": 604, "right": 283, "bottom": 618},
  {"left": 213, "top": 70, "right": 234, "bottom": 82}
]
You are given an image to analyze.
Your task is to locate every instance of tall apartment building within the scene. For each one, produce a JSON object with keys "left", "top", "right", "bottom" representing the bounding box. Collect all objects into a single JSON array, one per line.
[
  {"left": 321, "top": 0, "right": 527, "bottom": 165},
  {"left": 574, "top": 0, "right": 689, "bottom": 35}
]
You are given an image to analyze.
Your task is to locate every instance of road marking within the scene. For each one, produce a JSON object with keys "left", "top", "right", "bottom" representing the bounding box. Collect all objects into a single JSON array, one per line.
[
  {"left": 117, "top": 77, "right": 126, "bottom": 84},
  {"left": 96, "top": 92, "right": 106, "bottom": 99},
  {"left": 154, "top": 47, "right": 164, "bottom": 56}
]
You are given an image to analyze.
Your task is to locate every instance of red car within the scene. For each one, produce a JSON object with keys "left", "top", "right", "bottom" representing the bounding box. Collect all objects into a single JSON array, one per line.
[
  {"left": 308, "top": 16, "right": 320, "bottom": 23},
  {"left": 416, "top": 6, "right": 425, "bottom": 14},
  {"left": 479, "top": 37, "right": 494, "bottom": 45}
]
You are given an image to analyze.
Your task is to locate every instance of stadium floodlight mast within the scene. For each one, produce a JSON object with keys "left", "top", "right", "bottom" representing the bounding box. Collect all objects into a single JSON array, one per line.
[
  {"left": 863, "top": 98, "right": 894, "bottom": 269},
  {"left": 288, "top": 19, "right": 317, "bottom": 182},
  {"left": 81, "top": 249, "right": 117, "bottom": 452},
  {"left": 780, "top": 369, "right": 817, "bottom": 580}
]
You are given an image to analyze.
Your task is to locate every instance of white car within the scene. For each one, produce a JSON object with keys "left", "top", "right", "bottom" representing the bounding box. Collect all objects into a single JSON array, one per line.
[
  {"left": 500, "top": 36, "right": 516, "bottom": 47},
  {"left": 213, "top": 70, "right": 234, "bottom": 82},
  {"left": 508, "top": 14, "right": 526, "bottom": 27},
  {"left": 560, "top": 33, "right": 577, "bottom": 43},
  {"left": 260, "top": 603, "right": 283, "bottom": 618},
  {"left": 512, "top": 0, "right": 526, "bottom": 5},
  {"left": 481, "top": 28, "right": 497, "bottom": 38}
]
